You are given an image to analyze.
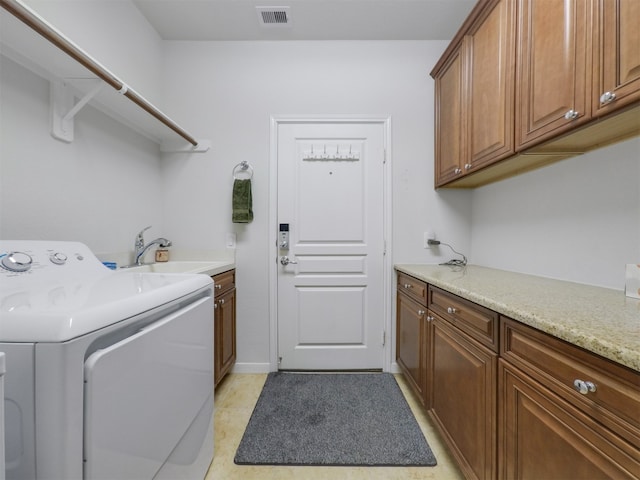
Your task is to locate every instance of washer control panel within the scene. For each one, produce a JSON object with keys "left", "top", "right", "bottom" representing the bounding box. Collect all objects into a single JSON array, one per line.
[{"left": 0, "top": 241, "right": 102, "bottom": 278}]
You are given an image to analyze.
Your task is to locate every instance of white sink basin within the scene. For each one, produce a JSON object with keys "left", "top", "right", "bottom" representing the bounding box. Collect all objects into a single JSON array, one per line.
[{"left": 123, "top": 261, "right": 232, "bottom": 276}]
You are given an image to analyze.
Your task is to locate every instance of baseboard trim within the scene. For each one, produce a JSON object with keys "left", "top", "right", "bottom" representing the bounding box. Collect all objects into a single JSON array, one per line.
[
  {"left": 231, "top": 362, "right": 401, "bottom": 374},
  {"left": 231, "top": 362, "right": 273, "bottom": 374}
]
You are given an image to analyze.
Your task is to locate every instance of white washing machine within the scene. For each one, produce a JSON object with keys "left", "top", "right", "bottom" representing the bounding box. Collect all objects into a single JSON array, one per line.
[{"left": 0, "top": 241, "right": 215, "bottom": 480}]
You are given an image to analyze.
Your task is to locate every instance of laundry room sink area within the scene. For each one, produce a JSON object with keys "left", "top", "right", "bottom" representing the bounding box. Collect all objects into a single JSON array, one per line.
[{"left": 124, "top": 260, "right": 234, "bottom": 276}]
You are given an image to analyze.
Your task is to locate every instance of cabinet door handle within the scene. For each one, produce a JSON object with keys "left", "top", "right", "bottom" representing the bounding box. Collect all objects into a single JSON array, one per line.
[
  {"left": 220, "top": 298, "right": 225, "bottom": 305},
  {"left": 404, "top": 283, "right": 413, "bottom": 289},
  {"left": 447, "top": 307, "right": 457, "bottom": 314},
  {"left": 573, "top": 379, "right": 597, "bottom": 395},
  {"left": 454, "top": 168, "right": 462, "bottom": 175},
  {"left": 427, "top": 315, "right": 434, "bottom": 322},
  {"left": 215, "top": 284, "right": 222, "bottom": 289},
  {"left": 214, "top": 303, "right": 218, "bottom": 310},
  {"left": 464, "top": 163, "right": 472, "bottom": 170},
  {"left": 599, "top": 91, "right": 616, "bottom": 105},
  {"left": 564, "top": 109, "right": 579, "bottom": 120},
  {"left": 418, "top": 310, "right": 426, "bottom": 316}
]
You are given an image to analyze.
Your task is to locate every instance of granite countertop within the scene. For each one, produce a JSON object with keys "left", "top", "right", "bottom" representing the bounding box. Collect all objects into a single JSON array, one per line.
[{"left": 395, "top": 264, "right": 640, "bottom": 372}]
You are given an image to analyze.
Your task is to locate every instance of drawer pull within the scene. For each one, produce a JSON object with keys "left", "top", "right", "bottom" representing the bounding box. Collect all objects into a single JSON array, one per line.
[
  {"left": 404, "top": 283, "right": 413, "bottom": 289},
  {"left": 447, "top": 307, "right": 457, "bottom": 314},
  {"left": 418, "top": 310, "right": 426, "bottom": 316},
  {"left": 573, "top": 379, "right": 597, "bottom": 395},
  {"left": 427, "top": 315, "right": 434, "bottom": 322},
  {"left": 215, "top": 284, "right": 222, "bottom": 289}
]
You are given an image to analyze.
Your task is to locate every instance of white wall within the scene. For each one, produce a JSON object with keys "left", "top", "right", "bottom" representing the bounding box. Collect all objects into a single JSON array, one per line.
[
  {"left": 159, "top": 41, "right": 472, "bottom": 368},
  {"left": 0, "top": 56, "right": 164, "bottom": 253},
  {"left": 470, "top": 137, "right": 640, "bottom": 289},
  {"left": 27, "top": 0, "right": 164, "bottom": 104}
]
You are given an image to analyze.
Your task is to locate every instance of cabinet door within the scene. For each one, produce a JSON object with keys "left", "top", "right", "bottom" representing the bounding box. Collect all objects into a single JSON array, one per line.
[
  {"left": 499, "top": 361, "right": 640, "bottom": 480},
  {"left": 396, "top": 291, "right": 427, "bottom": 404},
  {"left": 467, "top": 0, "right": 516, "bottom": 171},
  {"left": 214, "top": 288, "right": 236, "bottom": 387},
  {"left": 593, "top": 0, "right": 640, "bottom": 115},
  {"left": 434, "top": 44, "right": 467, "bottom": 186},
  {"left": 516, "top": 0, "right": 591, "bottom": 148},
  {"left": 430, "top": 315, "right": 497, "bottom": 480}
]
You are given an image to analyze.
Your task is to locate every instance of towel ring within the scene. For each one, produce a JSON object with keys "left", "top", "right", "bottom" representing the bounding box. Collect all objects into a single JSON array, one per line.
[{"left": 233, "top": 161, "right": 253, "bottom": 179}]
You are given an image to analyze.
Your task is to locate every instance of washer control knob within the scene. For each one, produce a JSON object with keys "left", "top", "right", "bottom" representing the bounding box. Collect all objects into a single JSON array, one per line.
[
  {"left": 1, "top": 251, "right": 33, "bottom": 272},
  {"left": 50, "top": 252, "right": 68, "bottom": 265}
]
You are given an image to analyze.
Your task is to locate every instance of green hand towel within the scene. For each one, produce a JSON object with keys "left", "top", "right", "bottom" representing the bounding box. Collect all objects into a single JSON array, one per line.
[{"left": 232, "top": 178, "right": 253, "bottom": 223}]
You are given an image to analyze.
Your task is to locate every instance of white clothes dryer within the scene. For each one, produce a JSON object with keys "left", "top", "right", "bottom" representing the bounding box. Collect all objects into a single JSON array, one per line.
[{"left": 0, "top": 241, "right": 215, "bottom": 480}]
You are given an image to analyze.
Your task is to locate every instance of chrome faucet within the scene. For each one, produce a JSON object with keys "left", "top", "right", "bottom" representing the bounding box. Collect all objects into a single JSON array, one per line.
[{"left": 134, "top": 226, "right": 172, "bottom": 265}]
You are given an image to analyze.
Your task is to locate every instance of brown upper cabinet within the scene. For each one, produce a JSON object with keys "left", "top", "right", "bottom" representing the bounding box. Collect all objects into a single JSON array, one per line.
[
  {"left": 434, "top": 45, "right": 467, "bottom": 186},
  {"left": 431, "top": 0, "right": 640, "bottom": 189},
  {"left": 516, "top": 0, "right": 591, "bottom": 148},
  {"left": 593, "top": 0, "right": 640, "bottom": 116},
  {"left": 466, "top": 0, "right": 517, "bottom": 173},
  {"left": 434, "top": 0, "right": 516, "bottom": 187}
]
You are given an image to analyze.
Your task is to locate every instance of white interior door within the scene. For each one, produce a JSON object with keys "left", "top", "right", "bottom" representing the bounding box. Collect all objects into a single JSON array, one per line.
[{"left": 276, "top": 121, "right": 386, "bottom": 370}]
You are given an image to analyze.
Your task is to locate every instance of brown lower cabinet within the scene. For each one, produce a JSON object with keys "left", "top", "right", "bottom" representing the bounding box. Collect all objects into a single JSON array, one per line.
[
  {"left": 499, "top": 361, "right": 638, "bottom": 480},
  {"left": 500, "top": 318, "right": 640, "bottom": 480},
  {"left": 395, "top": 271, "right": 640, "bottom": 480},
  {"left": 213, "top": 269, "right": 236, "bottom": 387},
  {"left": 430, "top": 314, "right": 497, "bottom": 480},
  {"left": 396, "top": 290, "right": 428, "bottom": 404}
]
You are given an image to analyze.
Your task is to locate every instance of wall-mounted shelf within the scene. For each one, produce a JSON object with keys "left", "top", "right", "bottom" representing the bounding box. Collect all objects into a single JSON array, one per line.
[{"left": 0, "top": 0, "right": 210, "bottom": 152}]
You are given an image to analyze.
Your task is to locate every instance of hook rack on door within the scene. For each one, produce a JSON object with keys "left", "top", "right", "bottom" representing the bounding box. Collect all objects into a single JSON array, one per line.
[{"left": 303, "top": 144, "right": 360, "bottom": 161}]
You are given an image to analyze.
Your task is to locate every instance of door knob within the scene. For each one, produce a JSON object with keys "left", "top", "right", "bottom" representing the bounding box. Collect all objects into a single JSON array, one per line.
[{"left": 280, "top": 256, "right": 298, "bottom": 266}]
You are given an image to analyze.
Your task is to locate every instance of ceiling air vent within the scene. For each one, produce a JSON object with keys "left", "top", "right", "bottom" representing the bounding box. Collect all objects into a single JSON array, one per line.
[{"left": 256, "top": 6, "right": 291, "bottom": 27}]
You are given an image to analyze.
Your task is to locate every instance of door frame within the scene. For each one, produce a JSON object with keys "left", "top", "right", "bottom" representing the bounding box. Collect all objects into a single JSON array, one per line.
[{"left": 268, "top": 114, "right": 393, "bottom": 372}]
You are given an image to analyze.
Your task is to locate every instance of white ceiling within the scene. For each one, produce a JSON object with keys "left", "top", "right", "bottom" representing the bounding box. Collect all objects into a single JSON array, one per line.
[{"left": 132, "top": 0, "right": 477, "bottom": 41}]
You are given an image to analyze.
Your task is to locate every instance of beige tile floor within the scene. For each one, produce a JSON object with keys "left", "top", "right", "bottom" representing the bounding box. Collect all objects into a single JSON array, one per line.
[{"left": 205, "top": 373, "right": 465, "bottom": 480}]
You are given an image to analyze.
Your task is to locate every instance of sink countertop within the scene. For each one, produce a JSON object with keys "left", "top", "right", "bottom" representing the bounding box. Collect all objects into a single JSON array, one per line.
[
  {"left": 97, "top": 248, "right": 235, "bottom": 275},
  {"left": 395, "top": 264, "right": 640, "bottom": 372},
  {"left": 121, "top": 260, "right": 235, "bottom": 277}
]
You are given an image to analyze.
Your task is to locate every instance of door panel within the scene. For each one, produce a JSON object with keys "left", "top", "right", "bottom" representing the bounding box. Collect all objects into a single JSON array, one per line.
[
  {"left": 467, "top": 0, "right": 515, "bottom": 169},
  {"left": 277, "top": 122, "right": 385, "bottom": 370},
  {"left": 516, "top": 0, "right": 590, "bottom": 148},
  {"left": 297, "top": 287, "right": 365, "bottom": 344},
  {"left": 84, "top": 297, "right": 213, "bottom": 480},
  {"left": 298, "top": 150, "right": 365, "bottom": 241},
  {"left": 434, "top": 46, "right": 466, "bottom": 186},
  {"left": 594, "top": 0, "right": 640, "bottom": 115}
]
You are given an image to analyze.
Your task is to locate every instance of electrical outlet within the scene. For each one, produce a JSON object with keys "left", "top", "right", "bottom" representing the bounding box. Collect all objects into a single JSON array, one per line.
[{"left": 424, "top": 231, "right": 435, "bottom": 248}]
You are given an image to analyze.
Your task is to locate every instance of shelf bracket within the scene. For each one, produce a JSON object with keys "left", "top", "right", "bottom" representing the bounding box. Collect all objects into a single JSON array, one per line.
[{"left": 50, "top": 80, "right": 104, "bottom": 143}]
